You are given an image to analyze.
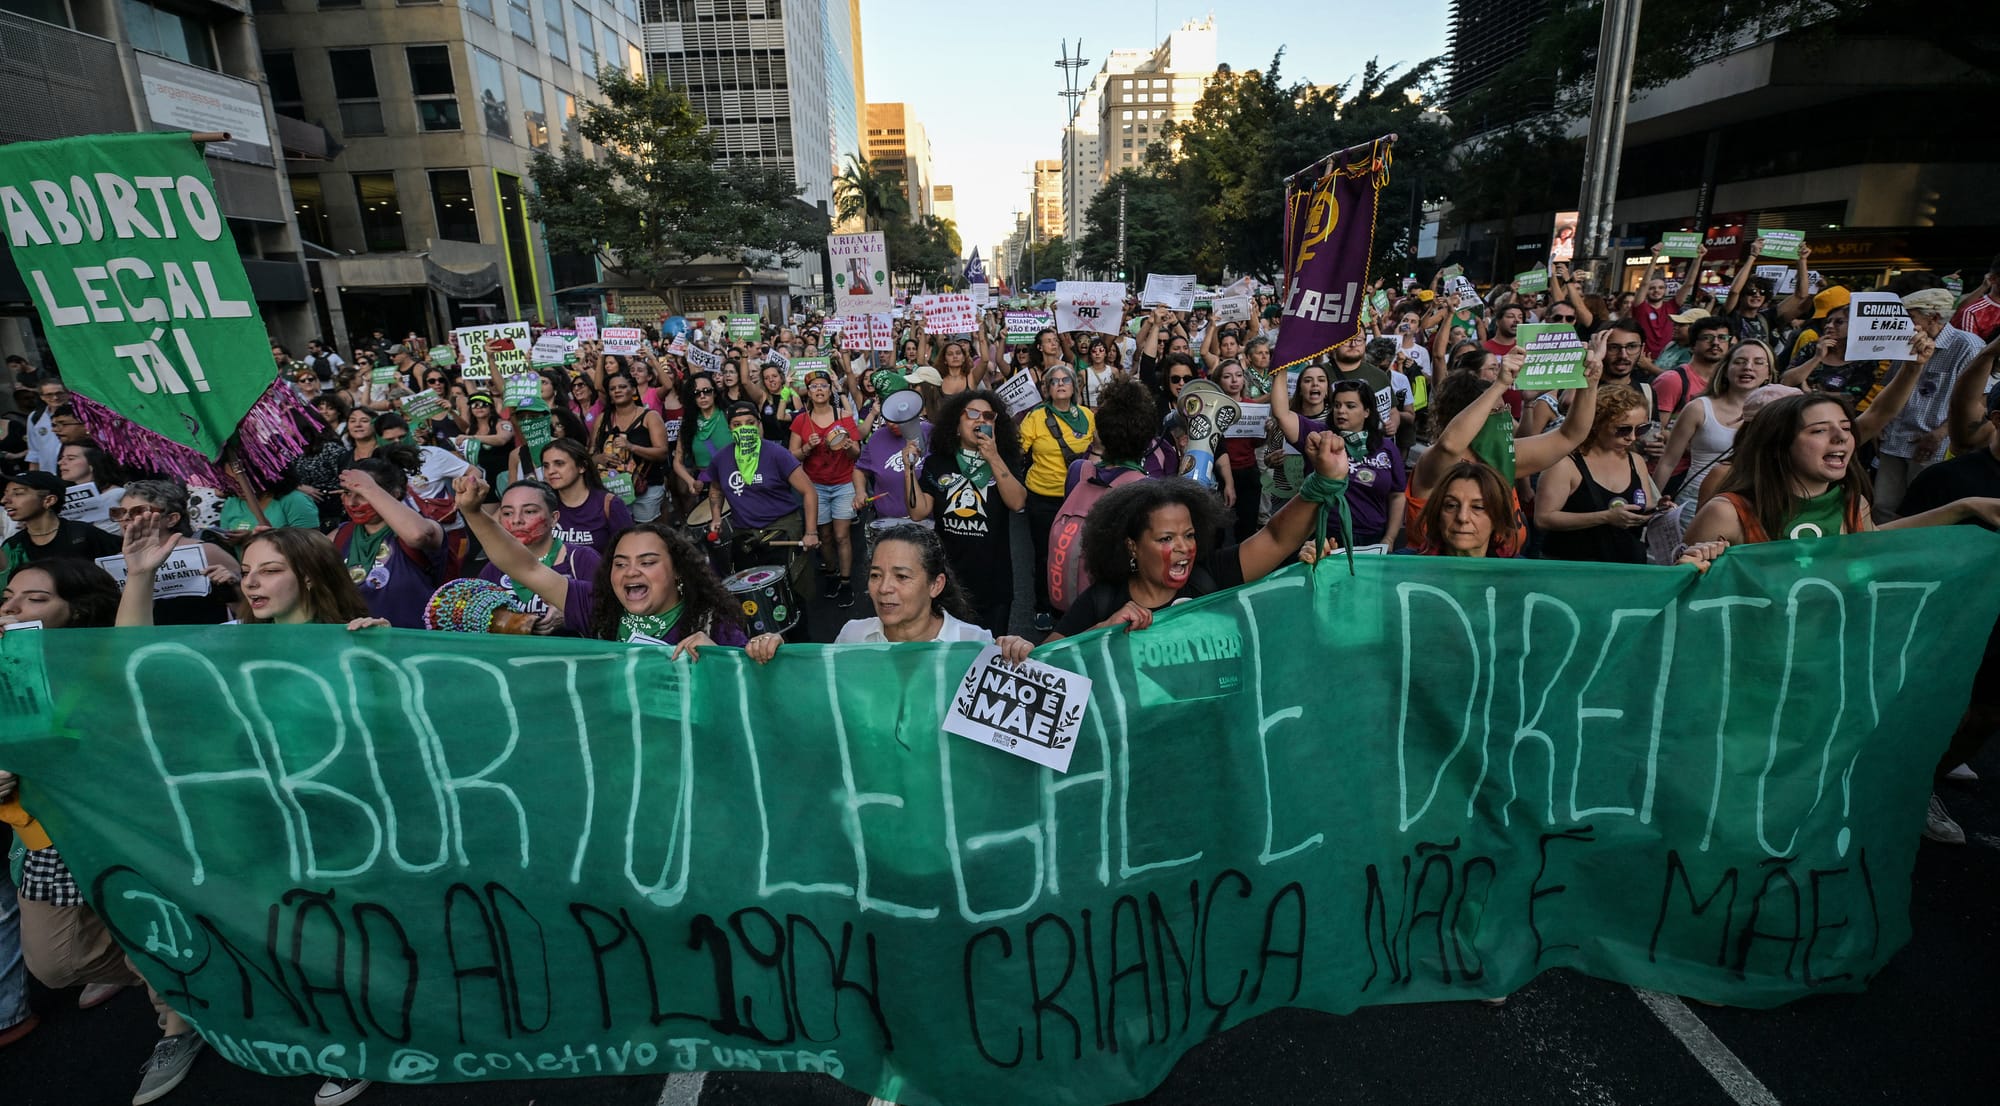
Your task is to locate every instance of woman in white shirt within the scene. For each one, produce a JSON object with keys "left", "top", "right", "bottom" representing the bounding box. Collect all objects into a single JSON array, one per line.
[{"left": 747, "top": 522, "right": 991, "bottom": 660}]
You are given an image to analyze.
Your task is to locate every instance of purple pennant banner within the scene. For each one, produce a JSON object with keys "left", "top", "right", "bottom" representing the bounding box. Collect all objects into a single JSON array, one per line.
[{"left": 1274, "top": 137, "right": 1394, "bottom": 371}]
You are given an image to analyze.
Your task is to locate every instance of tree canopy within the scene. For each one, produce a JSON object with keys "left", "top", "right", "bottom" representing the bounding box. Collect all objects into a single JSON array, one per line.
[{"left": 527, "top": 68, "right": 826, "bottom": 293}]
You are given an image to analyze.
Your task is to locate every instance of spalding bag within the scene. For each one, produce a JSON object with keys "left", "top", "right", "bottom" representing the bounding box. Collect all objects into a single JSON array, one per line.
[{"left": 1047, "top": 460, "right": 1146, "bottom": 612}]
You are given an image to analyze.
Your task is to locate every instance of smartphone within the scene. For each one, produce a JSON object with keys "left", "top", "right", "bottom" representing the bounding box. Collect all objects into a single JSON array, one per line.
[{"left": 977, "top": 424, "right": 993, "bottom": 439}]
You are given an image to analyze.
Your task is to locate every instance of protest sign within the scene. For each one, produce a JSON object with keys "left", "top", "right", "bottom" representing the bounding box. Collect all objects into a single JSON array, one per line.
[
  {"left": 686, "top": 346, "right": 722, "bottom": 373},
  {"left": 399, "top": 388, "right": 449, "bottom": 424},
  {"left": 530, "top": 333, "right": 572, "bottom": 366},
  {"left": 1225, "top": 402, "right": 1271, "bottom": 438},
  {"left": 603, "top": 312, "right": 626, "bottom": 326},
  {"left": 1514, "top": 268, "right": 1550, "bottom": 295},
  {"left": 1760, "top": 229, "right": 1804, "bottom": 260},
  {"left": 1054, "top": 281, "right": 1125, "bottom": 336},
  {"left": 1514, "top": 324, "right": 1589, "bottom": 390},
  {"left": 911, "top": 293, "right": 978, "bottom": 335},
  {"left": 427, "top": 344, "right": 455, "bottom": 365},
  {"left": 666, "top": 333, "right": 689, "bottom": 356},
  {"left": 727, "top": 314, "right": 761, "bottom": 342},
  {"left": 1550, "top": 210, "right": 1578, "bottom": 262},
  {"left": 1847, "top": 293, "right": 1916, "bottom": 361},
  {"left": 601, "top": 327, "right": 645, "bottom": 356},
  {"left": 995, "top": 370, "right": 1042, "bottom": 416},
  {"left": 1753, "top": 265, "right": 1824, "bottom": 297},
  {"left": 1439, "top": 263, "right": 1464, "bottom": 282},
  {"left": 601, "top": 470, "right": 636, "bottom": 505},
  {"left": 93, "top": 544, "right": 209, "bottom": 599},
  {"left": 454, "top": 322, "right": 532, "bottom": 381},
  {"left": 0, "top": 133, "right": 272, "bottom": 457},
  {"left": 969, "top": 282, "right": 990, "bottom": 307},
  {"left": 864, "top": 312, "right": 895, "bottom": 353},
  {"left": 943, "top": 647, "right": 1091, "bottom": 773},
  {"left": 1660, "top": 232, "right": 1703, "bottom": 258},
  {"left": 517, "top": 411, "right": 555, "bottom": 459},
  {"left": 829, "top": 232, "right": 890, "bottom": 312},
  {"left": 60, "top": 481, "right": 116, "bottom": 526},
  {"left": 789, "top": 355, "right": 831, "bottom": 385},
  {"left": 1140, "top": 274, "right": 1197, "bottom": 312},
  {"left": 4, "top": 531, "right": 1997, "bottom": 1103},
  {"left": 1003, "top": 311, "right": 1054, "bottom": 345},
  {"left": 503, "top": 373, "right": 544, "bottom": 412},
  {"left": 575, "top": 316, "right": 599, "bottom": 342},
  {"left": 1211, "top": 294, "right": 1254, "bottom": 324},
  {"left": 1277, "top": 139, "right": 1388, "bottom": 371},
  {"left": 1448, "top": 276, "right": 1482, "bottom": 311}
]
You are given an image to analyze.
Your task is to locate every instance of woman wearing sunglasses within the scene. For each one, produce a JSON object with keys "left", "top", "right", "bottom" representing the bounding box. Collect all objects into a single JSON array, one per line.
[
  {"left": 1534, "top": 384, "right": 1662, "bottom": 564},
  {"left": 906, "top": 389, "right": 1027, "bottom": 634}
]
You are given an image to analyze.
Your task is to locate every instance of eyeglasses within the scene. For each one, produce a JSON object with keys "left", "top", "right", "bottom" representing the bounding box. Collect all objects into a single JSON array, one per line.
[
  {"left": 1611, "top": 425, "right": 1642, "bottom": 438},
  {"left": 965, "top": 408, "right": 998, "bottom": 423},
  {"left": 1549, "top": 313, "right": 1577, "bottom": 322},
  {"left": 1169, "top": 374, "right": 1194, "bottom": 383},
  {"left": 107, "top": 506, "right": 155, "bottom": 522},
  {"left": 693, "top": 387, "right": 716, "bottom": 397},
  {"left": 1606, "top": 341, "right": 1644, "bottom": 354}
]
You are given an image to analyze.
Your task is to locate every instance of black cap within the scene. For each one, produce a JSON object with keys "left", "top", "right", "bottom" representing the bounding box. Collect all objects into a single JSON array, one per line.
[
  {"left": 725, "top": 400, "right": 761, "bottom": 423},
  {"left": 4, "top": 470, "right": 65, "bottom": 498}
]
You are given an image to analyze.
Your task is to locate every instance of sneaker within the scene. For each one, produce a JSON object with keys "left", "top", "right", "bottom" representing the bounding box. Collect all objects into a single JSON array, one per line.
[
  {"left": 315, "top": 1078, "right": 373, "bottom": 1105},
  {"left": 1923, "top": 792, "right": 1965, "bottom": 845},
  {"left": 1946, "top": 763, "right": 1979, "bottom": 782},
  {"left": 0, "top": 1013, "right": 39, "bottom": 1049},
  {"left": 1033, "top": 611, "right": 1054, "bottom": 632},
  {"left": 133, "top": 1031, "right": 204, "bottom": 1105},
  {"left": 833, "top": 582, "right": 853, "bottom": 608},
  {"left": 80, "top": 982, "right": 125, "bottom": 1009}
]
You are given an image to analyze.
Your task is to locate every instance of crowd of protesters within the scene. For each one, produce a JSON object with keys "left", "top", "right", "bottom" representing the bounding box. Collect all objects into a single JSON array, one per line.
[{"left": 3, "top": 245, "right": 2000, "bottom": 1104}]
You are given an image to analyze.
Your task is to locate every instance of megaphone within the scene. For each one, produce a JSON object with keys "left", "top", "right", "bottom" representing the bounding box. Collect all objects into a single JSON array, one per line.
[
  {"left": 882, "top": 389, "right": 926, "bottom": 448},
  {"left": 1175, "top": 380, "right": 1242, "bottom": 490}
]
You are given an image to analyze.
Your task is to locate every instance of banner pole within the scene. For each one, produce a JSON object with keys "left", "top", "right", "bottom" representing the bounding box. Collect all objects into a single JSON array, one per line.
[{"left": 190, "top": 131, "right": 232, "bottom": 144}]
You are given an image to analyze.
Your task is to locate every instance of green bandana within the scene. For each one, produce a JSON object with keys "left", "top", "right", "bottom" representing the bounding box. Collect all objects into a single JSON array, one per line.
[
  {"left": 344, "top": 523, "right": 391, "bottom": 571},
  {"left": 1048, "top": 402, "right": 1089, "bottom": 438},
  {"left": 618, "top": 602, "right": 684, "bottom": 643},
  {"left": 957, "top": 448, "right": 993, "bottom": 490},
  {"left": 1341, "top": 430, "right": 1371, "bottom": 465},
  {"left": 732, "top": 424, "right": 762, "bottom": 485},
  {"left": 692, "top": 410, "right": 730, "bottom": 469}
]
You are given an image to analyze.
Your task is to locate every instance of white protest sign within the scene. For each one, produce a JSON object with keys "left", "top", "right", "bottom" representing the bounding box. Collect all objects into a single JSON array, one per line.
[
  {"left": 1226, "top": 402, "right": 1271, "bottom": 439},
  {"left": 942, "top": 646, "right": 1092, "bottom": 774},
  {"left": 60, "top": 481, "right": 116, "bottom": 526},
  {"left": 1140, "top": 274, "right": 1197, "bottom": 312},
  {"left": 996, "top": 371, "right": 1043, "bottom": 417},
  {"left": 686, "top": 346, "right": 722, "bottom": 373},
  {"left": 829, "top": 231, "right": 891, "bottom": 312},
  {"left": 574, "top": 316, "right": 599, "bottom": 342},
  {"left": 1847, "top": 293, "right": 1916, "bottom": 361},
  {"left": 864, "top": 313, "right": 895, "bottom": 353},
  {"left": 970, "top": 282, "right": 991, "bottom": 308},
  {"left": 667, "top": 333, "right": 690, "bottom": 356},
  {"left": 454, "top": 321, "right": 533, "bottom": 381},
  {"left": 1448, "top": 276, "right": 1481, "bottom": 311},
  {"left": 602, "top": 327, "right": 645, "bottom": 356},
  {"left": 1752, "top": 265, "right": 1823, "bottom": 297},
  {"left": 911, "top": 293, "right": 978, "bottom": 335},
  {"left": 1055, "top": 281, "right": 1125, "bottom": 336},
  {"left": 97, "top": 544, "right": 211, "bottom": 600},
  {"left": 530, "top": 334, "right": 572, "bottom": 366},
  {"left": 1211, "top": 294, "right": 1254, "bottom": 324},
  {"left": 1004, "top": 311, "right": 1054, "bottom": 345}
]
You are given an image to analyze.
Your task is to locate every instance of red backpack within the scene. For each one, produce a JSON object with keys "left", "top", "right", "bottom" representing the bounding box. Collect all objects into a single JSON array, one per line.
[{"left": 1047, "top": 460, "right": 1146, "bottom": 612}]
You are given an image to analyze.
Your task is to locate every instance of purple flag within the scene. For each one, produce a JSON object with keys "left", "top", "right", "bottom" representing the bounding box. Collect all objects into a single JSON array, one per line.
[{"left": 1274, "top": 137, "right": 1394, "bottom": 371}]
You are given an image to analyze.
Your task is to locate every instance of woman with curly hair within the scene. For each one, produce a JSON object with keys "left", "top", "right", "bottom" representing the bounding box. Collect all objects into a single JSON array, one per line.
[
  {"left": 1002, "top": 427, "right": 1348, "bottom": 652},
  {"left": 454, "top": 471, "right": 745, "bottom": 654},
  {"left": 906, "top": 389, "right": 1028, "bottom": 634}
]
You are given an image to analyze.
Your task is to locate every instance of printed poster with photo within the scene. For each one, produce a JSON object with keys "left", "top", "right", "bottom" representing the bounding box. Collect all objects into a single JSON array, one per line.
[{"left": 829, "top": 232, "right": 891, "bottom": 312}]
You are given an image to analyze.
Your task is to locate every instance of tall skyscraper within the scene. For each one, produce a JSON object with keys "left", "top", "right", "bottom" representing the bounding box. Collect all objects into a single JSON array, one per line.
[
  {"left": 1031, "top": 160, "right": 1063, "bottom": 241},
  {"left": 824, "top": 0, "right": 862, "bottom": 177},
  {"left": 1062, "top": 48, "right": 1143, "bottom": 249},
  {"left": 1064, "top": 18, "right": 1218, "bottom": 246},
  {"left": 864, "top": 102, "right": 934, "bottom": 220},
  {"left": 932, "top": 184, "right": 957, "bottom": 227}
]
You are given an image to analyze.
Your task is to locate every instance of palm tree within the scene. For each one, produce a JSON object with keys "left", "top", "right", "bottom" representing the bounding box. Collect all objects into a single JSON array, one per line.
[{"left": 834, "top": 155, "right": 909, "bottom": 233}]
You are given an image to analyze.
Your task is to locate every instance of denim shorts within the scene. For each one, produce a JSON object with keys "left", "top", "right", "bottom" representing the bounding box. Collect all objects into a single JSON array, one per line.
[{"left": 814, "top": 481, "right": 856, "bottom": 522}]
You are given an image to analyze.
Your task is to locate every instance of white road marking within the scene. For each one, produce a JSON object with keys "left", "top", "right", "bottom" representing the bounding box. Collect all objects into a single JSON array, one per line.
[
  {"left": 657, "top": 1072, "right": 707, "bottom": 1106},
  {"left": 1632, "top": 988, "right": 1782, "bottom": 1106}
]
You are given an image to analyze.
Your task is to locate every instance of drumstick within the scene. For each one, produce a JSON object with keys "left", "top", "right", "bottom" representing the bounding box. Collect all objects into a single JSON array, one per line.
[
  {"left": 858, "top": 492, "right": 890, "bottom": 506},
  {"left": 759, "top": 539, "right": 809, "bottom": 547}
]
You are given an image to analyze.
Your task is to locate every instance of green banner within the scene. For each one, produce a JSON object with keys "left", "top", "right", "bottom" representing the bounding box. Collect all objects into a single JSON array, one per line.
[
  {"left": 728, "top": 314, "right": 761, "bottom": 341},
  {"left": 3, "top": 531, "right": 1997, "bottom": 1104},
  {"left": 1660, "top": 232, "right": 1703, "bottom": 259},
  {"left": 0, "top": 132, "right": 273, "bottom": 457},
  {"left": 1761, "top": 229, "right": 1804, "bottom": 260},
  {"left": 1514, "top": 268, "right": 1549, "bottom": 294}
]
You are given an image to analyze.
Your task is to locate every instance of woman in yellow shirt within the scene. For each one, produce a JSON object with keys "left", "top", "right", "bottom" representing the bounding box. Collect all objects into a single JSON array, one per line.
[{"left": 1018, "top": 365, "right": 1096, "bottom": 631}]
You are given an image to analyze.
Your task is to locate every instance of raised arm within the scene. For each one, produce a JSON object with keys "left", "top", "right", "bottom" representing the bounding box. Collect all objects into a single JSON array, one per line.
[
  {"left": 1235, "top": 430, "right": 1350, "bottom": 581},
  {"left": 1266, "top": 366, "right": 1303, "bottom": 444},
  {"left": 112, "top": 508, "right": 183, "bottom": 627},
  {"left": 453, "top": 473, "right": 570, "bottom": 612},
  {"left": 1857, "top": 353, "right": 1921, "bottom": 445},
  {"left": 1723, "top": 238, "right": 1763, "bottom": 315},
  {"left": 1947, "top": 331, "right": 2000, "bottom": 454},
  {"left": 340, "top": 469, "right": 442, "bottom": 550},
  {"left": 1413, "top": 353, "right": 1520, "bottom": 494},
  {"left": 1775, "top": 246, "right": 1813, "bottom": 324},
  {"left": 1515, "top": 343, "right": 1601, "bottom": 477}
]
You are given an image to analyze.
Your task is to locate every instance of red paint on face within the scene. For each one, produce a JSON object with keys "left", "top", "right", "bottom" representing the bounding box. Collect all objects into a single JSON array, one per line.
[{"left": 506, "top": 516, "right": 551, "bottom": 546}]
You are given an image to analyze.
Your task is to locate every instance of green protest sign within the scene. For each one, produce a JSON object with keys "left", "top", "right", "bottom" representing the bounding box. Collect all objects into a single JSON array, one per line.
[
  {"left": 790, "top": 355, "right": 831, "bottom": 385},
  {"left": 0, "top": 132, "right": 272, "bottom": 457},
  {"left": 1439, "top": 263, "right": 1463, "bottom": 281},
  {"left": 517, "top": 412, "right": 554, "bottom": 459},
  {"left": 1761, "top": 229, "right": 1805, "bottom": 260},
  {"left": 1514, "top": 323, "right": 1589, "bottom": 389},
  {"left": 503, "top": 372, "right": 545, "bottom": 412},
  {"left": 398, "top": 388, "right": 449, "bottom": 424},
  {"left": 4, "top": 532, "right": 1996, "bottom": 1102},
  {"left": 1513, "top": 268, "right": 1549, "bottom": 294},
  {"left": 727, "top": 314, "right": 761, "bottom": 341},
  {"left": 1660, "top": 232, "right": 1703, "bottom": 258},
  {"left": 601, "top": 469, "right": 636, "bottom": 504},
  {"left": 1369, "top": 289, "right": 1392, "bottom": 314},
  {"left": 370, "top": 364, "right": 398, "bottom": 390},
  {"left": 428, "top": 344, "right": 456, "bottom": 365}
]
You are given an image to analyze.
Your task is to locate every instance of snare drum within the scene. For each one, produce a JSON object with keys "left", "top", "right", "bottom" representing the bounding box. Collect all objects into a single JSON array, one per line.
[
  {"left": 685, "top": 498, "right": 731, "bottom": 575},
  {"left": 723, "top": 565, "right": 798, "bottom": 637}
]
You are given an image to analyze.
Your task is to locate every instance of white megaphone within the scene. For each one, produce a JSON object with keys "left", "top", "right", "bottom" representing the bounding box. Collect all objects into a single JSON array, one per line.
[{"left": 882, "top": 389, "right": 926, "bottom": 449}]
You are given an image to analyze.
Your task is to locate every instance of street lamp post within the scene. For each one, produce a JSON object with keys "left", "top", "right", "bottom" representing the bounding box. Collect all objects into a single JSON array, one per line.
[
  {"left": 1576, "top": 0, "right": 1645, "bottom": 291},
  {"left": 1057, "top": 39, "right": 1089, "bottom": 280}
]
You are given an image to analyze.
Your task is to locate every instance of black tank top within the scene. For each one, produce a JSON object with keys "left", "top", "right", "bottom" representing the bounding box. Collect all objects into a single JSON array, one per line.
[{"left": 1541, "top": 451, "right": 1648, "bottom": 564}]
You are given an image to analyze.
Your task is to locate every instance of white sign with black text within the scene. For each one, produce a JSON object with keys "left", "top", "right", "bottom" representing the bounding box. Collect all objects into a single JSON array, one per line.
[
  {"left": 96, "top": 545, "right": 211, "bottom": 600},
  {"left": 943, "top": 647, "right": 1092, "bottom": 773},
  {"left": 1846, "top": 292, "right": 1916, "bottom": 361}
]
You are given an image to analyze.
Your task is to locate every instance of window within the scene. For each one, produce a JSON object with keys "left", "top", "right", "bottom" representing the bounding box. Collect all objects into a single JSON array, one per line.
[
  {"left": 429, "top": 171, "right": 479, "bottom": 242},
  {"left": 572, "top": 6, "right": 597, "bottom": 77},
  {"left": 545, "top": 1, "right": 567, "bottom": 57},
  {"left": 473, "top": 49, "right": 511, "bottom": 139},
  {"left": 264, "top": 51, "right": 304, "bottom": 116},
  {"left": 556, "top": 88, "right": 578, "bottom": 149},
  {"left": 1122, "top": 138, "right": 1134, "bottom": 148},
  {"left": 518, "top": 71, "right": 548, "bottom": 149},
  {"left": 406, "top": 46, "right": 461, "bottom": 131},
  {"left": 353, "top": 173, "right": 406, "bottom": 252},
  {"left": 506, "top": 0, "right": 535, "bottom": 43},
  {"left": 319, "top": 0, "right": 361, "bottom": 7},
  {"left": 600, "top": 23, "right": 621, "bottom": 76},
  {"left": 494, "top": 174, "right": 538, "bottom": 318},
  {"left": 628, "top": 42, "right": 643, "bottom": 76},
  {"left": 329, "top": 49, "right": 384, "bottom": 135},
  {"left": 291, "top": 176, "right": 332, "bottom": 245},
  {"left": 465, "top": 0, "right": 492, "bottom": 18},
  {"left": 123, "top": 0, "right": 216, "bottom": 69}
]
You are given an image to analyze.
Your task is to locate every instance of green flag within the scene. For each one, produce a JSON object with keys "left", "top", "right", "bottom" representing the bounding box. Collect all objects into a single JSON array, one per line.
[
  {"left": 2, "top": 530, "right": 1996, "bottom": 1103},
  {"left": 0, "top": 132, "right": 273, "bottom": 457}
]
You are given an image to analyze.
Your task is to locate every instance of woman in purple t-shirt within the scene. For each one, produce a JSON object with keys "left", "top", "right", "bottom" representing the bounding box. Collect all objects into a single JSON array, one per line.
[
  {"left": 333, "top": 451, "right": 447, "bottom": 629},
  {"left": 455, "top": 471, "right": 746, "bottom": 655},
  {"left": 541, "top": 438, "right": 632, "bottom": 553},
  {"left": 475, "top": 479, "right": 600, "bottom": 633}
]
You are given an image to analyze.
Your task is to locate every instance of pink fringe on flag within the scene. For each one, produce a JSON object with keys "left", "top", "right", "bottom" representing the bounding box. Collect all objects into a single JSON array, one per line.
[{"left": 70, "top": 382, "right": 320, "bottom": 488}]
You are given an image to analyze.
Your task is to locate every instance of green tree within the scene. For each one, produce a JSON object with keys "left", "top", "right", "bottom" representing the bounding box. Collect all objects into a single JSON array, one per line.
[
  {"left": 527, "top": 68, "right": 826, "bottom": 294},
  {"left": 1074, "top": 168, "right": 1199, "bottom": 280},
  {"left": 884, "top": 213, "right": 962, "bottom": 290},
  {"left": 834, "top": 155, "right": 909, "bottom": 233},
  {"left": 1016, "top": 235, "right": 1071, "bottom": 284}
]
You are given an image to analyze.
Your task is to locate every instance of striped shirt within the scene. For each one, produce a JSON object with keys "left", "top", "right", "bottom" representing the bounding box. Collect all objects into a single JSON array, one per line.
[{"left": 1881, "top": 324, "right": 1983, "bottom": 460}]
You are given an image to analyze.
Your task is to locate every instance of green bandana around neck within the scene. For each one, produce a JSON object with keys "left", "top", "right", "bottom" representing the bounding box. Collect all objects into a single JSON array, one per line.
[
  {"left": 957, "top": 448, "right": 994, "bottom": 490},
  {"left": 1049, "top": 402, "right": 1089, "bottom": 438},
  {"left": 732, "top": 424, "right": 762, "bottom": 485},
  {"left": 1341, "top": 429, "right": 1372, "bottom": 464},
  {"left": 344, "top": 523, "right": 391, "bottom": 571},
  {"left": 619, "top": 601, "right": 684, "bottom": 643}
]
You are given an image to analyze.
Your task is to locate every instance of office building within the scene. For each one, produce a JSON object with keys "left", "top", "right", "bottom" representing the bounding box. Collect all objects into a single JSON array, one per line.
[
  {"left": 1440, "top": 1, "right": 1997, "bottom": 287},
  {"left": 865, "top": 102, "right": 933, "bottom": 220},
  {"left": 255, "top": 0, "right": 647, "bottom": 340},
  {"left": 1061, "top": 48, "right": 1141, "bottom": 248},
  {"left": 1031, "top": 160, "right": 1062, "bottom": 241},
  {"left": 823, "top": 0, "right": 861, "bottom": 180},
  {"left": 0, "top": 0, "right": 314, "bottom": 360},
  {"left": 1059, "top": 18, "right": 1217, "bottom": 249},
  {"left": 931, "top": 184, "right": 956, "bottom": 227}
]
